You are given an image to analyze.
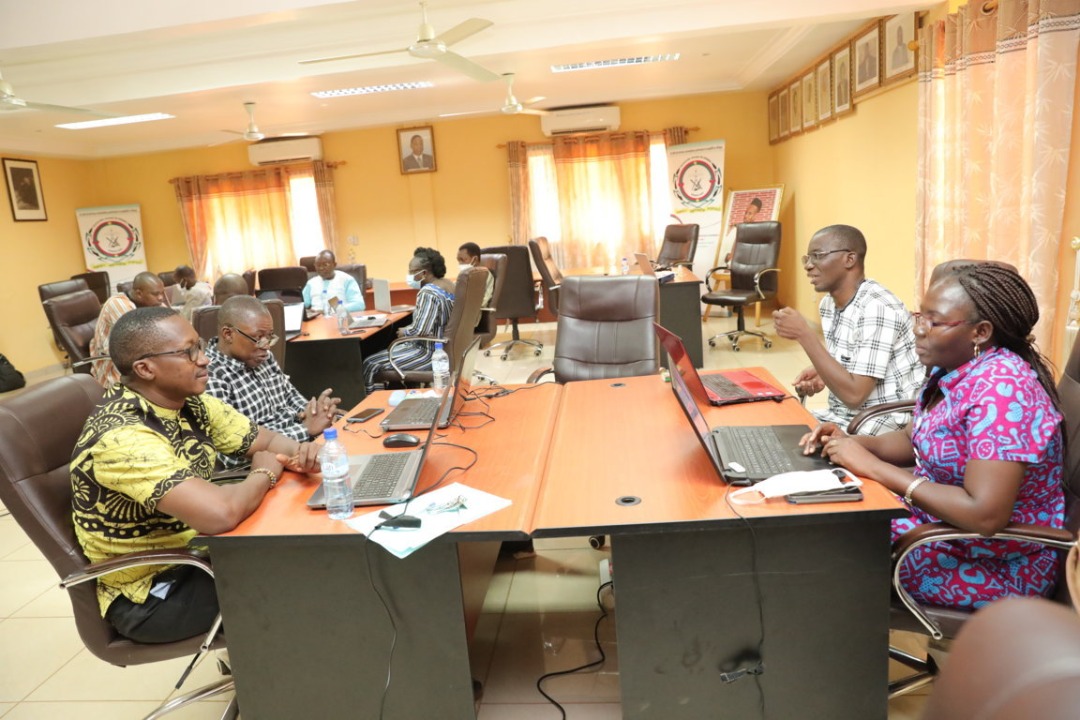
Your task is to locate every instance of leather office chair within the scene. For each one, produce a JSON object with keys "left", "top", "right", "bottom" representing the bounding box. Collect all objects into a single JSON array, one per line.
[
  {"left": 337, "top": 263, "right": 367, "bottom": 291},
  {"left": 481, "top": 245, "right": 543, "bottom": 360},
  {"left": 241, "top": 270, "right": 257, "bottom": 296},
  {"left": 192, "top": 299, "right": 287, "bottom": 368},
  {"left": 372, "top": 267, "right": 488, "bottom": 388},
  {"left": 0, "top": 375, "right": 236, "bottom": 720},
  {"left": 117, "top": 280, "right": 133, "bottom": 297},
  {"left": 528, "top": 275, "right": 659, "bottom": 384},
  {"left": 528, "top": 236, "right": 563, "bottom": 318},
  {"left": 42, "top": 289, "right": 102, "bottom": 373},
  {"left": 655, "top": 223, "right": 700, "bottom": 268},
  {"left": 39, "top": 278, "right": 90, "bottom": 349},
  {"left": 298, "top": 255, "right": 317, "bottom": 274},
  {"left": 70, "top": 271, "right": 111, "bottom": 305},
  {"left": 157, "top": 271, "right": 178, "bottom": 287},
  {"left": 256, "top": 266, "right": 307, "bottom": 304},
  {"left": 920, "top": 597, "right": 1080, "bottom": 720},
  {"left": 702, "top": 221, "right": 781, "bottom": 351},
  {"left": 474, "top": 252, "right": 508, "bottom": 349}
]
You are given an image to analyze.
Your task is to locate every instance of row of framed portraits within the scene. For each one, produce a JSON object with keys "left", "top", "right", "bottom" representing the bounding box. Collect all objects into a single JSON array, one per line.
[{"left": 768, "top": 13, "right": 920, "bottom": 143}]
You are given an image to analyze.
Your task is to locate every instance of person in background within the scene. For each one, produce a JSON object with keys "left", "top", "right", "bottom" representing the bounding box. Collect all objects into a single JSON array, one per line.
[
  {"left": 213, "top": 273, "right": 253, "bottom": 305},
  {"left": 804, "top": 263, "right": 1064, "bottom": 610},
  {"left": 456, "top": 242, "right": 494, "bottom": 306},
  {"left": 362, "top": 247, "right": 455, "bottom": 393},
  {"left": 172, "top": 265, "right": 213, "bottom": 322},
  {"left": 302, "top": 250, "right": 365, "bottom": 314},
  {"left": 205, "top": 296, "right": 339, "bottom": 468},
  {"left": 89, "top": 271, "right": 167, "bottom": 387},
  {"left": 773, "top": 224, "right": 922, "bottom": 435},
  {"left": 72, "top": 306, "right": 321, "bottom": 643}
]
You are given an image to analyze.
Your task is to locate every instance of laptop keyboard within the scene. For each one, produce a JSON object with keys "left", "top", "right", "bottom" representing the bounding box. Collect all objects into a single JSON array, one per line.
[
  {"left": 352, "top": 453, "right": 411, "bottom": 501},
  {"left": 388, "top": 400, "right": 439, "bottom": 425},
  {"left": 703, "top": 374, "right": 751, "bottom": 399},
  {"left": 717, "top": 426, "right": 794, "bottom": 475}
]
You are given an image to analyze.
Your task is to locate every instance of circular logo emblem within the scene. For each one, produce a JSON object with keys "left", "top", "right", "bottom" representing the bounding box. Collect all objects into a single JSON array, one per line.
[
  {"left": 672, "top": 157, "right": 722, "bottom": 208},
  {"left": 85, "top": 218, "right": 141, "bottom": 261}
]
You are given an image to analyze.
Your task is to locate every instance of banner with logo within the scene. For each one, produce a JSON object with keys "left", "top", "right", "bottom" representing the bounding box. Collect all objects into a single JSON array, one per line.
[
  {"left": 76, "top": 204, "right": 148, "bottom": 290},
  {"left": 666, "top": 140, "right": 725, "bottom": 306}
]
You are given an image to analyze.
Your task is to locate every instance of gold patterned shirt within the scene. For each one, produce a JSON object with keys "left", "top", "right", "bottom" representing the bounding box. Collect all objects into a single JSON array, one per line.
[{"left": 71, "top": 384, "right": 257, "bottom": 615}]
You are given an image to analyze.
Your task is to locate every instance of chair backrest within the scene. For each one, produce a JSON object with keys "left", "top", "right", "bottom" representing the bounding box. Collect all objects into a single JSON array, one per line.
[
  {"left": 337, "top": 263, "right": 367, "bottom": 291},
  {"left": 256, "top": 266, "right": 307, "bottom": 303},
  {"left": 1049, "top": 327, "right": 1080, "bottom": 605},
  {"left": 729, "top": 221, "right": 781, "bottom": 294},
  {"left": 39, "top": 278, "right": 89, "bottom": 303},
  {"left": 482, "top": 245, "right": 538, "bottom": 322},
  {"left": 157, "top": 271, "right": 178, "bottom": 287},
  {"left": 656, "top": 224, "right": 700, "bottom": 267},
  {"left": 192, "top": 298, "right": 287, "bottom": 367},
  {"left": 117, "top": 280, "right": 133, "bottom": 297},
  {"left": 70, "top": 271, "right": 111, "bottom": 305},
  {"left": 443, "top": 267, "right": 489, "bottom": 372},
  {"left": 298, "top": 255, "right": 317, "bottom": 273},
  {"left": 553, "top": 275, "right": 659, "bottom": 383},
  {"left": 42, "top": 289, "right": 102, "bottom": 371},
  {"left": 474, "top": 252, "right": 508, "bottom": 347},
  {"left": 242, "top": 269, "right": 257, "bottom": 295},
  {"left": 529, "top": 236, "right": 563, "bottom": 316}
]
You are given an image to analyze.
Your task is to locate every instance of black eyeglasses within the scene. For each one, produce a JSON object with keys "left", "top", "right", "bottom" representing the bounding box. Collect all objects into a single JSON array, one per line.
[
  {"left": 228, "top": 326, "right": 280, "bottom": 349},
  {"left": 910, "top": 312, "right": 972, "bottom": 331},
  {"left": 801, "top": 249, "right": 852, "bottom": 266},
  {"left": 137, "top": 338, "right": 207, "bottom": 363}
]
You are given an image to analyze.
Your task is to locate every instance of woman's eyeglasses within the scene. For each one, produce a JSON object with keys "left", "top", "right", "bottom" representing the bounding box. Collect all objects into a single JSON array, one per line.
[
  {"left": 910, "top": 312, "right": 971, "bottom": 331},
  {"left": 137, "top": 337, "right": 207, "bottom": 363},
  {"left": 229, "top": 326, "right": 280, "bottom": 349}
]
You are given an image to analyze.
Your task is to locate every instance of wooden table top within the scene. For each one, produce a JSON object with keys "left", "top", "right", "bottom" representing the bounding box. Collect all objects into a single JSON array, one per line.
[{"left": 288, "top": 309, "right": 411, "bottom": 343}]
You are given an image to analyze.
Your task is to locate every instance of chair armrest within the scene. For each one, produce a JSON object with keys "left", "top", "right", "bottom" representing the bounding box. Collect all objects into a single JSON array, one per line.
[
  {"left": 527, "top": 367, "right": 554, "bottom": 384},
  {"left": 891, "top": 522, "right": 1077, "bottom": 639},
  {"left": 706, "top": 265, "right": 730, "bottom": 276},
  {"left": 752, "top": 267, "right": 780, "bottom": 299},
  {"left": 386, "top": 335, "right": 447, "bottom": 378},
  {"left": 61, "top": 547, "right": 215, "bottom": 589},
  {"left": 846, "top": 400, "right": 917, "bottom": 435}
]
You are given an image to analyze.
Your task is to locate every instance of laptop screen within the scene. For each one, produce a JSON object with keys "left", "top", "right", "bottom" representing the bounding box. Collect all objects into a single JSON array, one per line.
[
  {"left": 666, "top": 348, "right": 724, "bottom": 480},
  {"left": 371, "top": 278, "right": 392, "bottom": 313},
  {"left": 283, "top": 303, "right": 304, "bottom": 333},
  {"left": 634, "top": 252, "right": 655, "bottom": 276},
  {"left": 655, "top": 323, "right": 712, "bottom": 402},
  {"left": 451, "top": 338, "right": 481, "bottom": 420}
]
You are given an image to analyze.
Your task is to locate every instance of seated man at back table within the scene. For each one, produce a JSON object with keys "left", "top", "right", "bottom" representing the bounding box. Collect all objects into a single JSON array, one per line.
[
  {"left": 90, "top": 271, "right": 168, "bottom": 388},
  {"left": 773, "top": 224, "right": 922, "bottom": 435},
  {"left": 303, "top": 250, "right": 365, "bottom": 315},
  {"left": 72, "top": 306, "right": 321, "bottom": 643},
  {"left": 457, "top": 242, "right": 494, "bottom": 306},
  {"left": 172, "top": 264, "right": 213, "bottom": 321},
  {"left": 205, "top": 296, "right": 340, "bottom": 468},
  {"left": 213, "top": 273, "right": 252, "bottom": 305}
]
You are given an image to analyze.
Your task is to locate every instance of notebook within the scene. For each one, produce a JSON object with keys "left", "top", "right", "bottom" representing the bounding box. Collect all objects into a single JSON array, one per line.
[
  {"left": 666, "top": 340, "right": 831, "bottom": 485},
  {"left": 380, "top": 338, "right": 481, "bottom": 431},
  {"left": 283, "top": 302, "right": 305, "bottom": 340},
  {"left": 306, "top": 388, "right": 449, "bottom": 508},
  {"left": 654, "top": 323, "right": 786, "bottom": 406},
  {"left": 371, "top": 278, "right": 415, "bottom": 314}
]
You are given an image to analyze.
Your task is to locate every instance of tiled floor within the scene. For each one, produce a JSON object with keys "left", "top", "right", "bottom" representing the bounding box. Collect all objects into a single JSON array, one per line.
[{"left": 0, "top": 313, "right": 931, "bottom": 718}]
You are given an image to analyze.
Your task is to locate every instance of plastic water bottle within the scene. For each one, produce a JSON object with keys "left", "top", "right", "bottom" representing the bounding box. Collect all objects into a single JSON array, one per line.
[
  {"left": 620, "top": 257, "right": 630, "bottom": 275},
  {"left": 320, "top": 428, "right": 352, "bottom": 520},
  {"left": 431, "top": 342, "right": 451, "bottom": 391},
  {"left": 335, "top": 301, "right": 350, "bottom": 333},
  {"left": 322, "top": 289, "right": 332, "bottom": 315}
]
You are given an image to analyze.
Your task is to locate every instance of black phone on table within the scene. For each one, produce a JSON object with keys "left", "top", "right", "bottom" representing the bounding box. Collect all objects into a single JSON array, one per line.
[{"left": 347, "top": 407, "right": 384, "bottom": 423}]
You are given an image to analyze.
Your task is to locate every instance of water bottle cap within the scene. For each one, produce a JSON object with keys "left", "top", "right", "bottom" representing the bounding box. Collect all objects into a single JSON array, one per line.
[
  {"left": 323, "top": 428, "right": 338, "bottom": 441},
  {"left": 434, "top": 342, "right": 444, "bottom": 350}
]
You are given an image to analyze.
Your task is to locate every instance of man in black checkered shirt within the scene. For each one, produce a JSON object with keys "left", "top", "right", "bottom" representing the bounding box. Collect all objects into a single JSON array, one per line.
[
  {"left": 773, "top": 224, "right": 921, "bottom": 435},
  {"left": 205, "top": 296, "right": 340, "bottom": 468}
]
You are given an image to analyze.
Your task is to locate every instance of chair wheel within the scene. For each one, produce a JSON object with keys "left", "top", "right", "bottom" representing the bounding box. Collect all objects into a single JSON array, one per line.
[
  {"left": 732, "top": 345, "right": 741, "bottom": 352},
  {"left": 764, "top": 341, "right": 773, "bottom": 349},
  {"left": 589, "top": 535, "right": 606, "bottom": 549},
  {"left": 484, "top": 350, "right": 491, "bottom": 357},
  {"left": 708, "top": 339, "right": 716, "bottom": 347},
  {"left": 534, "top": 349, "right": 542, "bottom": 356},
  {"left": 501, "top": 354, "right": 509, "bottom": 361}
]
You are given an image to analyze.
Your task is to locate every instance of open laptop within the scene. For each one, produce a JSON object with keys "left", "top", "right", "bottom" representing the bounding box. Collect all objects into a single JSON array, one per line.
[
  {"left": 666, "top": 341, "right": 831, "bottom": 485},
  {"left": 380, "top": 338, "right": 481, "bottom": 431},
  {"left": 307, "top": 388, "right": 449, "bottom": 508},
  {"left": 634, "top": 252, "right": 675, "bottom": 283},
  {"left": 654, "top": 323, "right": 786, "bottom": 406},
  {"left": 326, "top": 297, "right": 388, "bottom": 331},
  {"left": 283, "top": 302, "right": 305, "bottom": 340},
  {"left": 371, "top": 278, "right": 415, "bottom": 314}
]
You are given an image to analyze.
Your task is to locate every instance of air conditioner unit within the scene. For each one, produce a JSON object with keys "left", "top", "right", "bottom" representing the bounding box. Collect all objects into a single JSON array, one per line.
[
  {"left": 248, "top": 136, "right": 323, "bottom": 166},
  {"left": 540, "top": 105, "right": 621, "bottom": 137}
]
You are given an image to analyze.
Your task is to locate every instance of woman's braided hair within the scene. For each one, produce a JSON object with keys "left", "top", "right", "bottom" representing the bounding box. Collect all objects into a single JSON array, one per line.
[{"left": 953, "top": 263, "right": 1060, "bottom": 412}]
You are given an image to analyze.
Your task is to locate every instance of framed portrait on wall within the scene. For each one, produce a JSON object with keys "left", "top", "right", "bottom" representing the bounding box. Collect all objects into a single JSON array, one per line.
[
  {"left": 801, "top": 71, "right": 816, "bottom": 130},
  {"left": 778, "top": 88, "right": 790, "bottom": 138},
  {"left": 2, "top": 158, "right": 47, "bottom": 222},
  {"left": 853, "top": 22, "right": 882, "bottom": 98},
  {"left": 816, "top": 58, "right": 832, "bottom": 122},
  {"left": 715, "top": 184, "right": 786, "bottom": 267},
  {"left": 832, "top": 44, "right": 854, "bottom": 116},
  {"left": 883, "top": 13, "right": 918, "bottom": 83},
  {"left": 397, "top": 126, "right": 436, "bottom": 174},
  {"left": 768, "top": 94, "right": 779, "bottom": 143},
  {"left": 789, "top": 80, "right": 803, "bottom": 135}
]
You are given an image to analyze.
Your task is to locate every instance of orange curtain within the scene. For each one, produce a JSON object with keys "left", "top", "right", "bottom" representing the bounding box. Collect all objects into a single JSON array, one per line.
[
  {"left": 507, "top": 141, "right": 530, "bottom": 245},
  {"left": 309, "top": 161, "right": 338, "bottom": 252}
]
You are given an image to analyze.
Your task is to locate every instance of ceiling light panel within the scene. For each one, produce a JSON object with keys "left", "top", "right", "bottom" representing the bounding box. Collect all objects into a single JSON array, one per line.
[
  {"left": 551, "top": 54, "right": 681, "bottom": 73},
  {"left": 311, "top": 81, "right": 434, "bottom": 99}
]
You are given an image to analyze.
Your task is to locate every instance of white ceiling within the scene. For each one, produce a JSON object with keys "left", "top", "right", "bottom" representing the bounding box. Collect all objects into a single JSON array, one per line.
[{"left": 0, "top": 0, "right": 932, "bottom": 159}]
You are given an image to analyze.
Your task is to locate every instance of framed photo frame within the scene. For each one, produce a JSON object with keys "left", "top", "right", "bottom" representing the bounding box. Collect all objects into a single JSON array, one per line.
[
  {"left": 397, "top": 126, "right": 436, "bottom": 174},
  {"left": 716, "top": 184, "right": 786, "bottom": 266},
  {"left": 816, "top": 58, "right": 833, "bottom": 122},
  {"left": 2, "top": 158, "right": 47, "bottom": 222},
  {"left": 778, "top": 88, "right": 790, "bottom": 138},
  {"left": 853, "top": 22, "right": 882, "bottom": 98},
  {"left": 789, "top": 80, "right": 803, "bottom": 136},
  {"left": 768, "top": 94, "right": 779, "bottom": 143},
  {"left": 801, "top": 71, "right": 817, "bottom": 130},
  {"left": 883, "top": 13, "right": 918, "bottom": 83},
  {"left": 832, "top": 44, "right": 854, "bottom": 116}
]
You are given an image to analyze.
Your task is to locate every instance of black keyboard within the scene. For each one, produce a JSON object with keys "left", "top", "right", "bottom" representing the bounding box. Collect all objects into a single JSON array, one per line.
[
  {"left": 352, "top": 453, "right": 411, "bottom": 500},
  {"left": 717, "top": 426, "right": 793, "bottom": 475},
  {"left": 387, "top": 399, "right": 439, "bottom": 425},
  {"left": 703, "top": 374, "right": 751, "bottom": 399}
]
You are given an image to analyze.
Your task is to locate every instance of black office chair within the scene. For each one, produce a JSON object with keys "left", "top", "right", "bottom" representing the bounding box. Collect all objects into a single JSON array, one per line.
[
  {"left": 70, "top": 271, "right": 111, "bottom": 305},
  {"left": 256, "top": 266, "right": 307, "bottom": 304},
  {"left": 656, "top": 223, "right": 699, "bottom": 268},
  {"left": 481, "top": 245, "right": 543, "bottom": 360},
  {"left": 474, "top": 252, "right": 508, "bottom": 349},
  {"left": 528, "top": 236, "right": 563, "bottom": 318},
  {"left": 192, "top": 298, "right": 288, "bottom": 368},
  {"left": 42, "top": 289, "right": 102, "bottom": 373},
  {"left": 39, "top": 278, "right": 90, "bottom": 350},
  {"left": 702, "top": 221, "right": 781, "bottom": 351},
  {"left": 337, "top": 263, "right": 367, "bottom": 291}
]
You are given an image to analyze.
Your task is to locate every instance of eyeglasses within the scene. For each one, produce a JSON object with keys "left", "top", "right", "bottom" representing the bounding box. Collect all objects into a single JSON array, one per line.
[
  {"left": 801, "top": 249, "right": 852, "bottom": 266},
  {"left": 910, "top": 312, "right": 972, "bottom": 331},
  {"left": 137, "top": 337, "right": 207, "bottom": 363},
  {"left": 228, "top": 326, "right": 280, "bottom": 349}
]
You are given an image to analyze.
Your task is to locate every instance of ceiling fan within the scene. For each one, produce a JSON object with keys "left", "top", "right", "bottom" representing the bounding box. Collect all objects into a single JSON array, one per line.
[
  {"left": 300, "top": 1, "right": 501, "bottom": 83},
  {"left": 439, "top": 73, "right": 548, "bottom": 119},
  {"left": 222, "top": 102, "right": 266, "bottom": 141},
  {"left": 0, "top": 68, "right": 105, "bottom": 116}
]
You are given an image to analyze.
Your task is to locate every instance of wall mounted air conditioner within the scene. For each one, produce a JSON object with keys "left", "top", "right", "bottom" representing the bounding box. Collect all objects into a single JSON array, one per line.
[
  {"left": 248, "top": 136, "right": 323, "bottom": 166},
  {"left": 540, "top": 105, "right": 621, "bottom": 136}
]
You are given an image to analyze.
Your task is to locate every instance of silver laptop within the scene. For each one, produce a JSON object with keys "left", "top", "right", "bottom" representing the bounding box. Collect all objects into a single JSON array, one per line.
[
  {"left": 283, "top": 303, "right": 305, "bottom": 340},
  {"left": 326, "top": 297, "right": 387, "bottom": 332},
  {"left": 372, "top": 278, "right": 414, "bottom": 313},
  {"left": 306, "top": 388, "right": 449, "bottom": 508},
  {"left": 635, "top": 252, "right": 675, "bottom": 282},
  {"left": 380, "top": 338, "right": 481, "bottom": 431}
]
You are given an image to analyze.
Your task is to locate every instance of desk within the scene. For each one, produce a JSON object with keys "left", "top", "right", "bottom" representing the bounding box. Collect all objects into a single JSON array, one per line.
[
  {"left": 532, "top": 371, "right": 906, "bottom": 719},
  {"left": 205, "top": 384, "right": 562, "bottom": 720}
]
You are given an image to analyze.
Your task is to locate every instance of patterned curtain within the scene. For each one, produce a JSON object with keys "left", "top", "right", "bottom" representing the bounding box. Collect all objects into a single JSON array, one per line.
[
  {"left": 915, "top": 0, "right": 1080, "bottom": 353},
  {"left": 507, "top": 141, "right": 530, "bottom": 245},
  {"left": 309, "top": 161, "right": 338, "bottom": 253},
  {"left": 664, "top": 126, "right": 688, "bottom": 146}
]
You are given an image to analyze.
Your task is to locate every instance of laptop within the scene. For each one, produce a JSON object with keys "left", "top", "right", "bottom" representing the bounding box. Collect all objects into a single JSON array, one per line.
[
  {"left": 666, "top": 341, "right": 831, "bottom": 485},
  {"left": 634, "top": 252, "right": 675, "bottom": 283},
  {"left": 306, "top": 388, "right": 450, "bottom": 508},
  {"left": 283, "top": 302, "right": 305, "bottom": 340},
  {"left": 380, "top": 338, "right": 481, "bottom": 431},
  {"left": 371, "top": 278, "right": 415, "bottom": 314},
  {"left": 326, "top": 297, "right": 388, "bottom": 331},
  {"left": 654, "top": 323, "right": 786, "bottom": 406}
]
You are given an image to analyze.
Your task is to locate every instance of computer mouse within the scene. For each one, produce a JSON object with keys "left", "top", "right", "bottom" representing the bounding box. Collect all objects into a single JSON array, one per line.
[{"left": 382, "top": 432, "right": 421, "bottom": 448}]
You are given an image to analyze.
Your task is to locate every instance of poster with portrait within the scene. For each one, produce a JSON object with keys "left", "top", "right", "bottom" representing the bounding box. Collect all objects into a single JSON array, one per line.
[
  {"left": 789, "top": 80, "right": 803, "bottom": 135},
  {"left": 883, "top": 13, "right": 917, "bottom": 83},
  {"left": 801, "top": 72, "right": 817, "bottom": 131},
  {"left": 715, "top": 185, "right": 785, "bottom": 268},
  {"left": 832, "top": 45, "right": 854, "bottom": 116},
  {"left": 778, "top": 88, "right": 790, "bottom": 138},
  {"left": 768, "top": 94, "right": 779, "bottom": 143},
  {"left": 854, "top": 22, "right": 882, "bottom": 97},
  {"left": 816, "top": 58, "right": 832, "bottom": 122},
  {"left": 397, "top": 126, "right": 436, "bottom": 174}
]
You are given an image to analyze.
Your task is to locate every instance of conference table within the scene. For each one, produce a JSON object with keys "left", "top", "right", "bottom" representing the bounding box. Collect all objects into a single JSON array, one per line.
[{"left": 206, "top": 368, "right": 905, "bottom": 719}]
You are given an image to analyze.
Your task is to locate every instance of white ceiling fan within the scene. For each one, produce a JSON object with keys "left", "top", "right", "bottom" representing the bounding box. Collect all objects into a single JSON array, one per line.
[
  {"left": 300, "top": 1, "right": 501, "bottom": 83},
  {"left": 439, "top": 73, "right": 548, "bottom": 119},
  {"left": 0, "top": 68, "right": 106, "bottom": 116},
  {"left": 222, "top": 102, "right": 266, "bottom": 141}
]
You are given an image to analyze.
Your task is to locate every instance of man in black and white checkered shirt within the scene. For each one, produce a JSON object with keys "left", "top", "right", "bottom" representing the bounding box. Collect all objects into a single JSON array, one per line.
[
  {"left": 773, "top": 224, "right": 921, "bottom": 435},
  {"left": 205, "top": 296, "right": 340, "bottom": 468}
]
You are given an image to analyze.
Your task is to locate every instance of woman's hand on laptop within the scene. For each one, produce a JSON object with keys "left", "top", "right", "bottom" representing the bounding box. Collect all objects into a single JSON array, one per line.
[{"left": 800, "top": 423, "right": 845, "bottom": 455}]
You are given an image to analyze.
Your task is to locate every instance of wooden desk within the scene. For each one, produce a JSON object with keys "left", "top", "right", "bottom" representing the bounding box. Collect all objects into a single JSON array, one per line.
[
  {"left": 205, "top": 384, "right": 563, "bottom": 720},
  {"left": 532, "top": 371, "right": 905, "bottom": 720}
]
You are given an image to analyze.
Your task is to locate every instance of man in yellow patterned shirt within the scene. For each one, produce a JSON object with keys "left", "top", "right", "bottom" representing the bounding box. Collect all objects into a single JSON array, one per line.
[{"left": 71, "top": 306, "right": 321, "bottom": 643}]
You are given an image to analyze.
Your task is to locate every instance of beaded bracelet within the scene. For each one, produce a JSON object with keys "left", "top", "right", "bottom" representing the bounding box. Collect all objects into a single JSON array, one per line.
[
  {"left": 904, "top": 477, "right": 927, "bottom": 504},
  {"left": 250, "top": 468, "right": 279, "bottom": 489}
]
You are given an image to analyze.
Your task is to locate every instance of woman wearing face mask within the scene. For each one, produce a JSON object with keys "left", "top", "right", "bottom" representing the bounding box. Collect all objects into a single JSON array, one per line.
[
  {"left": 362, "top": 247, "right": 455, "bottom": 393},
  {"left": 803, "top": 263, "right": 1065, "bottom": 610}
]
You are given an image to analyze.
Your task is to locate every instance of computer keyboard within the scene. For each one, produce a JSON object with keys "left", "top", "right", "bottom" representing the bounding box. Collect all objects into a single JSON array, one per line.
[
  {"left": 717, "top": 426, "right": 794, "bottom": 475},
  {"left": 702, "top": 373, "right": 752, "bottom": 399},
  {"left": 387, "top": 399, "right": 439, "bottom": 425},
  {"left": 352, "top": 453, "right": 411, "bottom": 500}
]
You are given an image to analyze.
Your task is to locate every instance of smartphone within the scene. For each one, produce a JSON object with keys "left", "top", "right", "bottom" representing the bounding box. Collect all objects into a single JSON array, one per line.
[
  {"left": 346, "top": 407, "right": 384, "bottom": 423},
  {"left": 786, "top": 486, "right": 864, "bottom": 504}
]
